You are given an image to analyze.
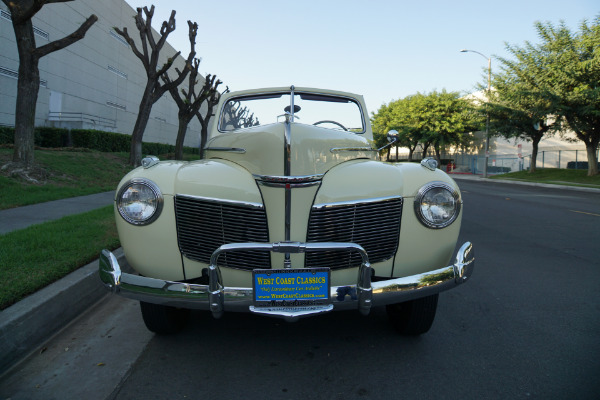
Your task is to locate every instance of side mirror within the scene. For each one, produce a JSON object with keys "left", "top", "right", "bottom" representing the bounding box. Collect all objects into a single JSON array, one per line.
[{"left": 387, "top": 130, "right": 399, "bottom": 143}]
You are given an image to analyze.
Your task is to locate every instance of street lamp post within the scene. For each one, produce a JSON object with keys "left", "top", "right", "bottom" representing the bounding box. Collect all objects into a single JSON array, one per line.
[{"left": 461, "top": 49, "right": 491, "bottom": 178}]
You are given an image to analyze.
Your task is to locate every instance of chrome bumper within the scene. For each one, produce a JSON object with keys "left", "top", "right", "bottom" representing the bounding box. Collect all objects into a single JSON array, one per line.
[{"left": 99, "top": 241, "right": 474, "bottom": 322}]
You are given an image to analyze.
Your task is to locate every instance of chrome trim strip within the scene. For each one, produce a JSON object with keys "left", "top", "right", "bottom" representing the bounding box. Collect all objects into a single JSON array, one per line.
[
  {"left": 175, "top": 194, "right": 264, "bottom": 209},
  {"left": 99, "top": 242, "right": 474, "bottom": 321},
  {"left": 283, "top": 94, "right": 293, "bottom": 268},
  {"left": 312, "top": 195, "right": 403, "bottom": 210},
  {"left": 257, "top": 181, "right": 321, "bottom": 189},
  {"left": 289, "top": 85, "right": 296, "bottom": 123},
  {"left": 254, "top": 174, "right": 323, "bottom": 189},
  {"left": 253, "top": 174, "right": 324, "bottom": 183},
  {"left": 205, "top": 147, "right": 247, "bottom": 154},
  {"left": 330, "top": 147, "right": 377, "bottom": 153}
]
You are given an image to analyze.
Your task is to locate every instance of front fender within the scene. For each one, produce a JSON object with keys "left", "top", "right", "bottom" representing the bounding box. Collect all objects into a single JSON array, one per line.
[
  {"left": 115, "top": 159, "right": 263, "bottom": 281},
  {"left": 315, "top": 160, "right": 462, "bottom": 279}
]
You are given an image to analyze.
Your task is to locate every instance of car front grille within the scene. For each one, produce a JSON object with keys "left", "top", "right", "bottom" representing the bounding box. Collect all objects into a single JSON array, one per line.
[
  {"left": 174, "top": 195, "right": 270, "bottom": 270},
  {"left": 305, "top": 197, "right": 403, "bottom": 270}
]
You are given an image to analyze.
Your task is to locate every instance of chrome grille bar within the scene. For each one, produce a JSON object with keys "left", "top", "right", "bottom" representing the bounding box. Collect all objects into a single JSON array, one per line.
[
  {"left": 306, "top": 196, "right": 402, "bottom": 269},
  {"left": 175, "top": 195, "right": 270, "bottom": 270}
]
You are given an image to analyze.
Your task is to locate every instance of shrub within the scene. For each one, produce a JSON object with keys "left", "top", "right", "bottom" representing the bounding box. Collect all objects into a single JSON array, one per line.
[
  {"left": 0, "top": 127, "right": 14, "bottom": 145},
  {"left": 1, "top": 126, "right": 199, "bottom": 155},
  {"left": 37, "top": 127, "right": 70, "bottom": 148}
]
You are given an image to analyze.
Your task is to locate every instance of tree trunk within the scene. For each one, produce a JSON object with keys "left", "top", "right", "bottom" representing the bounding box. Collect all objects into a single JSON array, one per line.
[
  {"left": 434, "top": 144, "right": 442, "bottom": 166},
  {"left": 200, "top": 122, "right": 209, "bottom": 159},
  {"left": 529, "top": 136, "right": 540, "bottom": 173},
  {"left": 407, "top": 148, "right": 414, "bottom": 162},
  {"left": 175, "top": 113, "right": 191, "bottom": 160},
  {"left": 12, "top": 20, "right": 39, "bottom": 167},
  {"left": 422, "top": 142, "right": 430, "bottom": 158},
  {"left": 129, "top": 87, "right": 155, "bottom": 166},
  {"left": 585, "top": 141, "right": 599, "bottom": 176}
]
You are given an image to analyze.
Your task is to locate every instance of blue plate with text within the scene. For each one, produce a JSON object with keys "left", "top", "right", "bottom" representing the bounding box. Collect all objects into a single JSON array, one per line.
[{"left": 253, "top": 268, "right": 331, "bottom": 308}]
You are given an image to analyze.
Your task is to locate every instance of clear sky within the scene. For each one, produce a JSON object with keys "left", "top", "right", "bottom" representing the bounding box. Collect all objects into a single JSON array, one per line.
[{"left": 125, "top": 0, "right": 597, "bottom": 115}]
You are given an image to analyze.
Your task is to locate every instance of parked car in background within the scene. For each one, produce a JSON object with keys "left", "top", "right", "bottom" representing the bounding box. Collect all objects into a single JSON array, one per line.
[{"left": 100, "top": 86, "right": 474, "bottom": 335}]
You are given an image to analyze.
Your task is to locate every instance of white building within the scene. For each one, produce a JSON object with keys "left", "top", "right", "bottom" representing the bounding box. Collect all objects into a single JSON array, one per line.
[{"left": 0, "top": 0, "right": 203, "bottom": 147}]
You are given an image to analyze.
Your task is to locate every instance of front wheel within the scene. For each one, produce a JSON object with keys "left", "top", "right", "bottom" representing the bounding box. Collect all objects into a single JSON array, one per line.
[
  {"left": 140, "top": 301, "right": 190, "bottom": 334},
  {"left": 386, "top": 294, "right": 439, "bottom": 335}
]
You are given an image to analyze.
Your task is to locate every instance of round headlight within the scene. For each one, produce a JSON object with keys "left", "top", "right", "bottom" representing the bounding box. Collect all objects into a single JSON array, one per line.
[
  {"left": 414, "top": 182, "right": 461, "bottom": 229},
  {"left": 117, "top": 179, "right": 163, "bottom": 225}
]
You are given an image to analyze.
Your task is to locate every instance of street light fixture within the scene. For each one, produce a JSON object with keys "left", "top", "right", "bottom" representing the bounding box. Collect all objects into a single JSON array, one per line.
[{"left": 461, "top": 49, "right": 491, "bottom": 178}]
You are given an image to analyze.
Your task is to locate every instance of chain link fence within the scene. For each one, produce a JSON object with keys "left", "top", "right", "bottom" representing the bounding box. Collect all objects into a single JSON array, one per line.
[{"left": 391, "top": 149, "right": 599, "bottom": 175}]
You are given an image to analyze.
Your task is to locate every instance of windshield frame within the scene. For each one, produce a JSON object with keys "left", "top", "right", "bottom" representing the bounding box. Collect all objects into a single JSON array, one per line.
[{"left": 216, "top": 89, "right": 367, "bottom": 134}]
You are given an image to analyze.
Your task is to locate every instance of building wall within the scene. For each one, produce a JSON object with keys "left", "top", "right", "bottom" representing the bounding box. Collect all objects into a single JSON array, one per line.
[{"left": 0, "top": 0, "right": 204, "bottom": 148}]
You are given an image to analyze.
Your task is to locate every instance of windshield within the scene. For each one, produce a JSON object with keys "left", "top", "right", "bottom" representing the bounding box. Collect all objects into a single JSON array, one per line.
[{"left": 218, "top": 91, "right": 365, "bottom": 133}]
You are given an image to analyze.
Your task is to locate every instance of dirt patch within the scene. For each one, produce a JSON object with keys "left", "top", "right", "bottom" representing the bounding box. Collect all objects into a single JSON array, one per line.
[{"left": 1, "top": 161, "right": 51, "bottom": 184}]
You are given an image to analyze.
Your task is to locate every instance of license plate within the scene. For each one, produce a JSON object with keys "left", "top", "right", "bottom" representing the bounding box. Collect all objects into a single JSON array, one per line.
[{"left": 253, "top": 268, "right": 331, "bottom": 308}]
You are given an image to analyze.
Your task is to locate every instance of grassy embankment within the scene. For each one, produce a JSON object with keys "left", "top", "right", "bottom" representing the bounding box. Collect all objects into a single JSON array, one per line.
[
  {"left": 1, "top": 148, "right": 203, "bottom": 309},
  {"left": 0, "top": 148, "right": 131, "bottom": 309},
  {"left": 490, "top": 168, "right": 600, "bottom": 188}
]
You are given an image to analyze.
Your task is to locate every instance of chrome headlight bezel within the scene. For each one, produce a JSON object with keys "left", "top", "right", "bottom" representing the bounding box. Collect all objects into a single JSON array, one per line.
[
  {"left": 414, "top": 181, "right": 461, "bottom": 229},
  {"left": 116, "top": 178, "right": 164, "bottom": 226}
]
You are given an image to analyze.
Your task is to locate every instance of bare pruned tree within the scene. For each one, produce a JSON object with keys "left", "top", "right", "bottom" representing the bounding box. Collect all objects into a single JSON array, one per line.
[
  {"left": 221, "top": 100, "right": 260, "bottom": 131},
  {"left": 114, "top": 5, "right": 197, "bottom": 166},
  {"left": 164, "top": 55, "right": 222, "bottom": 160},
  {"left": 2, "top": 0, "right": 97, "bottom": 169},
  {"left": 195, "top": 80, "right": 226, "bottom": 158}
]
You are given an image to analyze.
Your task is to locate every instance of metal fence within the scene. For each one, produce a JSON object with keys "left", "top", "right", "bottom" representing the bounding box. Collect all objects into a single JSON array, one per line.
[
  {"left": 391, "top": 149, "right": 598, "bottom": 174},
  {"left": 451, "top": 149, "right": 598, "bottom": 174}
]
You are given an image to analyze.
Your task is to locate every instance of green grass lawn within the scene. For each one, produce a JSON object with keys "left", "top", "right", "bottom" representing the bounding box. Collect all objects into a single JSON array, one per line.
[
  {"left": 0, "top": 205, "right": 120, "bottom": 310},
  {"left": 0, "top": 148, "right": 131, "bottom": 209},
  {"left": 490, "top": 168, "right": 600, "bottom": 188},
  {"left": 0, "top": 148, "right": 203, "bottom": 209}
]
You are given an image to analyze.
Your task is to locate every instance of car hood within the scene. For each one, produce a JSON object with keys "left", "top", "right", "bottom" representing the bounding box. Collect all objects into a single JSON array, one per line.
[{"left": 204, "top": 122, "right": 377, "bottom": 177}]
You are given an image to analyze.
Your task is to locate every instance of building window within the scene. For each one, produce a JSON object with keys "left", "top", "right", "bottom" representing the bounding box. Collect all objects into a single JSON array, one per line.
[
  {"left": 106, "top": 101, "right": 126, "bottom": 111},
  {"left": 109, "top": 30, "right": 129, "bottom": 47},
  {"left": 0, "top": 66, "right": 47, "bottom": 86},
  {"left": 108, "top": 65, "right": 127, "bottom": 79},
  {"left": 1, "top": 9, "right": 49, "bottom": 40}
]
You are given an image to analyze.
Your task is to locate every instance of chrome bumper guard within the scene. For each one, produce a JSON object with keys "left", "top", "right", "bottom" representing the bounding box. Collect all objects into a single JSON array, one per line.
[{"left": 99, "top": 241, "right": 474, "bottom": 322}]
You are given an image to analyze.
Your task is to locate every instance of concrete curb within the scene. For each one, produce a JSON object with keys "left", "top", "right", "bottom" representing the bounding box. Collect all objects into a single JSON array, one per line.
[{"left": 0, "top": 248, "right": 126, "bottom": 376}]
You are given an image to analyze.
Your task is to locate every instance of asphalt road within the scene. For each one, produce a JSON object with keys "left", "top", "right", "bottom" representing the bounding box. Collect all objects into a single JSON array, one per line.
[
  {"left": 2, "top": 180, "right": 599, "bottom": 400},
  {"left": 113, "top": 181, "right": 600, "bottom": 400}
]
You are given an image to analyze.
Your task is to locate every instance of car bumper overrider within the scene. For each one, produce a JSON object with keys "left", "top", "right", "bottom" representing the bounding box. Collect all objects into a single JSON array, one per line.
[{"left": 99, "top": 241, "right": 474, "bottom": 322}]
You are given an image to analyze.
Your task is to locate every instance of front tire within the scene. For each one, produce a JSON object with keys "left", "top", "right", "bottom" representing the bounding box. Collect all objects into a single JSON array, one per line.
[
  {"left": 140, "top": 301, "right": 190, "bottom": 334},
  {"left": 386, "top": 294, "right": 439, "bottom": 335}
]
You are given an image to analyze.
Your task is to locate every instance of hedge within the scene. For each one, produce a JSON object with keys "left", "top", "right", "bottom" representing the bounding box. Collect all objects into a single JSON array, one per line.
[{"left": 0, "top": 126, "right": 198, "bottom": 155}]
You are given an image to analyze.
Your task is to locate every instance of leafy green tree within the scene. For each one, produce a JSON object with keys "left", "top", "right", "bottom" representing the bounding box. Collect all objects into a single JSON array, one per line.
[
  {"left": 498, "top": 17, "right": 600, "bottom": 176},
  {"left": 371, "top": 103, "right": 393, "bottom": 160},
  {"left": 486, "top": 84, "right": 559, "bottom": 173},
  {"left": 372, "top": 94, "right": 432, "bottom": 162},
  {"left": 419, "top": 90, "right": 479, "bottom": 165}
]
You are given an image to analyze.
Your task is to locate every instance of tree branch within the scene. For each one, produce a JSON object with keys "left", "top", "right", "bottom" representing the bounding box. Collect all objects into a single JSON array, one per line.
[
  {"left": 113, "top": 27, "right": 145, "bottom": 62},
  {"left": 34, "top": 14, "right": 97, "bottom": 59},
  {"left": 4, "top": 0, "right": 73, "bottom": 24}
]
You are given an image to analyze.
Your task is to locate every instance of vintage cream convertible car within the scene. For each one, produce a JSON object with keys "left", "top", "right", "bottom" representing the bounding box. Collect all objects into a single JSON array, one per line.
[{"left": 99, "top": 86, "right": 474, "bottom": 335}]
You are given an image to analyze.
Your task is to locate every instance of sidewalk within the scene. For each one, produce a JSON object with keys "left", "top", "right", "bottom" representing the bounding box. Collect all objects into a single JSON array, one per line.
[
  {"left": 0, "top": 191, "right": 118, "bottom": 376},
  {"left": 0, "top": 191, "right": 115, "bottom": 234}
]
